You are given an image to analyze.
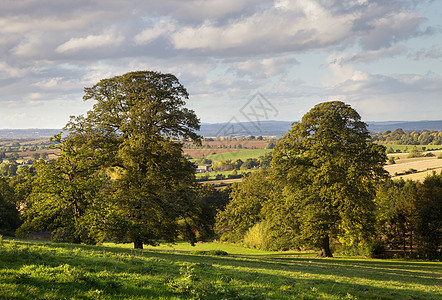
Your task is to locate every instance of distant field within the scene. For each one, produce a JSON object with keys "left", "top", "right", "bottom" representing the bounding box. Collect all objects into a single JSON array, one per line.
[
  {"left": 184, "top": 139, "right": 271, "bottom": 158},
  {"left": 192, "top": 149, "right": 272, "bottom": 163},
  {"left": 184, "top": 148, "right": 241, "bottom": 159},
  {"left": 1, "top": 238, "right": 440, "bottom": 299},
  {"left": 386, "top": 149, "right": 442, "bottom": 181}
]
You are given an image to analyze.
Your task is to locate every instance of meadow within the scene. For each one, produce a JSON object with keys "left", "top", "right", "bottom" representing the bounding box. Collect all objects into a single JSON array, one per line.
[
  {"left": 1, "top": 237, "right": 441, "bottom": 299},
  {"left": 192, "top": 149, "right": 272, "bottom": 163}
]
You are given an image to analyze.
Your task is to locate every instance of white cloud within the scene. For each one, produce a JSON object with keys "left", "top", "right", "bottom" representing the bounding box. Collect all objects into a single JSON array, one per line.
[
  {"left": 0, "top": 62, "right": 28, "bottom": 79},
  {"left": 234, "top": 57, "right": 298, "bottom": 78},
  {"left": 134, "top": 20, "right": 175, "bottom": 45},
  {"left": 56, "top": 31, "right": 124, "bottom": 53},
  {"left": 33, "top": 77, "right": 62, "bottom": 89},
  {"left": 169, "top": 0, "right": 424, "bottom": 55}
]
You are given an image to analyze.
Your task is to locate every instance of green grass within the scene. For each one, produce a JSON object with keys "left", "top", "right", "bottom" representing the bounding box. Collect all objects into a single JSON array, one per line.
[
  {"left": 192, "top": 149, "right": 272, "bottom": 163},
  {"left": 1, "top": 237, "right": 441, "bottom": 299}
]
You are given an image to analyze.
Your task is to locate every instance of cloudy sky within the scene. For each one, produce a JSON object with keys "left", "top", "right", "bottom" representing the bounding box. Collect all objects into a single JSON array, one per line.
[{"left": 1, "top": 0, "right": 441, "bottom": 128}]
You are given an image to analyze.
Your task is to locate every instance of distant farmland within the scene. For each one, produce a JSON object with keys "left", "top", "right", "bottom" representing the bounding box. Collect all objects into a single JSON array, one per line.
[
  {"left": 183, "top": 139, "right": 271, "bottom": 159},
  {"left": 386, "top": 149, "right": 442, "bottom": 181},
  {"left": 191, "top": 149, "right": 272, "bottom": 163}
]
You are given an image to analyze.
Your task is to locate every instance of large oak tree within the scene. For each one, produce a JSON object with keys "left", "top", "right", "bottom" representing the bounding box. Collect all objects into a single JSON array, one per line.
[
  {"left": 19, "top": 71, "right": 201, "bottom": 248},
  {"left": 272, "top": 101, "right": 387, "bottom": 256},
  {"left": 64, "top": 71, "right": 202, "bottom": 249}
]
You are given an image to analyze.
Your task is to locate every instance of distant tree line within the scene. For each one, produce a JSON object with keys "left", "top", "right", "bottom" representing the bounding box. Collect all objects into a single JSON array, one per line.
[{"left": 371, "top": 128, "right": 442, "bottom": 145}]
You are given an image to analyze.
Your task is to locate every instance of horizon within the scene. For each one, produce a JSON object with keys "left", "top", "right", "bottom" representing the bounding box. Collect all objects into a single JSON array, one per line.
[{"left": 2, "top": 119, "right": 442, "bottom": 131}]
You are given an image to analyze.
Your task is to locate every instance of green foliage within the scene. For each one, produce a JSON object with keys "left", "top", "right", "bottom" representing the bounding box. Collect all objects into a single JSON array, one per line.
[
  {"left": 375, "top": 174, "right": 442, "bottom": 259},
  {"left": 188, "top": 185, "right": 230, "bottom": 241},
  {"left": 266, "top": 141, "right": 276, "bottom": 149},
  {"left": 243, "top": 221, "right": 270, "bottom": 249},
  {"left": 215, "top": 170, "right": 277, "bottom": 242},
  {"left": 416, "top": 172, "right": 442, "bottom": 259},
  {"left": 407, "top": 148, "right": 424, "bottom": 158},
  {"left": 0, "top": 176, "right": 21, "bottom": 235},
  {"left": 372, "top": 129, "right": 442, "bottom": 145},
  {"left": 0, "top": 162, "right": 18, "bottom": 177},
  {"left": 16, "top": 139, "right": 110, "bottom": 244},
  {"left": 272, "top": 101, "right": 388, "bottom": 256},
  {"left": 61, "top": 71, "right": 201, "bottom": 248},
  {"left": 258, "top": 151, "right": 273, "bottom": 169}
]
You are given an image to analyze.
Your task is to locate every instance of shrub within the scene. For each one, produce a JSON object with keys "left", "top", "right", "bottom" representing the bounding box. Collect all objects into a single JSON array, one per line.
[
  {"left": 407, "top": 149, "right": 423, "bottom": 158},
  {"left": 243, "top": 222, "right": 270, "bottom": 250},
  {"left": 368, "top": 239, "right": 386, "bottom": 258},
  {"left": 191, "top": 250, "right": 228, "bottom": 256}
]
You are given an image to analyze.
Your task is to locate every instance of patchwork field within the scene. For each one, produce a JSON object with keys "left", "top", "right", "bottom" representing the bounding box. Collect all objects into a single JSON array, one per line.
[
  {"left": 386, "top": 149, "right": 442, "bottom": 181},
  {"left": 0, "top": 238, "right": 441, "bottom": 299}
]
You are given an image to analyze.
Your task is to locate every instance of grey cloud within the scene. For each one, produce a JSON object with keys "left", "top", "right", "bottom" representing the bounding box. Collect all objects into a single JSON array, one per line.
[
  {"left": 411, "top": 45, "right": 442, "bottom": 60},
  {"left": 333, "top": 45, "right": 408, "bottom": 65},
  {"left": 326, "top": 71, "right": 442, "bottom": 120}
]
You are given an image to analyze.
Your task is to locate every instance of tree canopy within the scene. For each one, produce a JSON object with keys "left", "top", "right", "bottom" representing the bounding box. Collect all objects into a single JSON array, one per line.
[
  {"left": 18, "top": 71, "right": 202, "bottom": 249},
  {"left": 272, "top": 101, "right": 387, "bottom": 256}
]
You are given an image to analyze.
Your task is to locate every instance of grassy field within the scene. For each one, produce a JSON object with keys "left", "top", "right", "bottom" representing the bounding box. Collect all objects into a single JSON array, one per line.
[
  {"left": 1, "top": 237, "right": 441, "bottom": 299},
  {"left": 192, "top": 149, "right": 272, "bottom": 163}
]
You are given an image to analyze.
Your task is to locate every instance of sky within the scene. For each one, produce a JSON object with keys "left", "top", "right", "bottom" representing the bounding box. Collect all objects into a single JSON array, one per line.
[{"left": 0, "top": 0, "right": 441, "bottom": 129}]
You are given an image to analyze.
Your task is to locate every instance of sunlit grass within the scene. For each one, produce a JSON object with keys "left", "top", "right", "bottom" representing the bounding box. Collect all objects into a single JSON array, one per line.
[{"left": 1, "top": 237, "right": 441, "bottom": 299}]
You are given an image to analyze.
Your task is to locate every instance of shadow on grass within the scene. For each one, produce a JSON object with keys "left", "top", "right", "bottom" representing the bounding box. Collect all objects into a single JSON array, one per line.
[{"left": 2, "top": 239, "right": 440, "bottom": 299}]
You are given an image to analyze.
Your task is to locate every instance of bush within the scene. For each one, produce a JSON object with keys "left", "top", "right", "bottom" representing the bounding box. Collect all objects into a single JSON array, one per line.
[
  {"left": 215, "top": 174, "right": 225, "bottom": 180},
  {"left": 243, "top": 222, "right": 270, "bottom": 250},
  {"left": 368, "top": 239, "right": 386, "bottom": 258},
  {"left": 407, "top": 149, "right": 423, "bottom": 158},
  {"left": 191, "top": 250, "right": 228, "bottom": 256},
  {"left": 424, "top": 152, "right": 435, "bottom": 157}
]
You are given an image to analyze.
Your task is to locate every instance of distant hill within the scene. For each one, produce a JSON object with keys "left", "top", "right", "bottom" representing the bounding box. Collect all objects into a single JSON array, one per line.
[
  {"left": 199, "top": 120, "right": 442, "bottom": 137},
  {"left": 0, "top": 129, "right": 61, "bottom": 138},
  {"left": 2, "top": 120, "right": 441, "bottom": 139},
  {"left": 367, "top": 120, "right": 442, "bottom": 133},
  {"left": 198, "top": 120, "right": 293, "bottom": 137}
]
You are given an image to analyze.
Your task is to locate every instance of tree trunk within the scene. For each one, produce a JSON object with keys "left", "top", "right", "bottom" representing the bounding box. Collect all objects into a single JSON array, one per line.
[
  {"left": 318, "top": 235, "right": 333, "bottom": 257},
  {"left": 134, "top": 237, "right": 143, "bottom": 249}
]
